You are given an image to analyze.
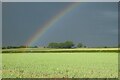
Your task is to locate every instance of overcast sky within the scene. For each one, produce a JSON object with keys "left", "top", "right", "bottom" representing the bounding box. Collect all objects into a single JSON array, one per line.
[
  {"left": 3, "top": 2, "right": 118, "bottom": 47},
  {"left": 2, "top": 0, "right": 119, "bottom": 2}
]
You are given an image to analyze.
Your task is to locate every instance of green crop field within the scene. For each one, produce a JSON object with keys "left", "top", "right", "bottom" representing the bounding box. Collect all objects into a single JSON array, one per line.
[{"left": 2, "top": 52, "right": 118, "bottom": 78}]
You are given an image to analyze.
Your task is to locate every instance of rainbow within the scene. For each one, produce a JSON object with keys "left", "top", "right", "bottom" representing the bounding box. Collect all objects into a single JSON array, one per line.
[{"left": 25, "top": 2, "right": 80, "bottom": 47}]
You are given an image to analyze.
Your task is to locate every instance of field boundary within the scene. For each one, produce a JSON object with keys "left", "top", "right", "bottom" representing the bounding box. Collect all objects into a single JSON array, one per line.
[{"left": 2, "top": 48, "right": 119, "bottom": 53}]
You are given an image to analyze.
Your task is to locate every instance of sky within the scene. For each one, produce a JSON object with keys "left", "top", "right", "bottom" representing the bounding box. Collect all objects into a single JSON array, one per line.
[
  {"left": 0, "top": 2, "right": 1, "bottom": 48},
  {"left": 3, "top": 2, "right": 118, "bottom": 47},
  {"left": 2, "top": 0, "right": 120, "bottom": 2}
]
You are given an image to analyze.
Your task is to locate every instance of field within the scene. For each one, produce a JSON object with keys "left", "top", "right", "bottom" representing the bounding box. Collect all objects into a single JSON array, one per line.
[
  {"left": 2, "top": 49, "right": 118, "bottom": 78},
  {"left": 2, "top": 48, "right": 118, "bottom": 53}
]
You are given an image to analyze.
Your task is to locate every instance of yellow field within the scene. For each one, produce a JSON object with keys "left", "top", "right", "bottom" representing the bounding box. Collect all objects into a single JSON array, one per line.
[{"left": 2, "top": 48, "right": 118, "bottom": 53}]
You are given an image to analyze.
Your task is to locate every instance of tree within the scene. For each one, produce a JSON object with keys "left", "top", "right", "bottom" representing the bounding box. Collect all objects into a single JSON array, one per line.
[
  {"left": 2, "top": 47, "right": 6, "bottom": 49},
  {"left": 84, "top": 46, "right": 87, "bottom": 48},
  {"left": 7, "top": 46, "right": 13, "bottom": 49},
  {"left": 47, "top": 41, "right": 74, "bottom": 48},
  {"left": 19, "top": 45, "right": 27, "bottom": 48},
  {"left": 64, "top": 41, "right": 74, "bottom": 48},
  {"left": 104, "top": 46, "right": 107, "bottom": 48},
  {"left": 58, "top": 43, "right": 64, "bottom": 48},
  {"left": 48, "top": 42, "right": 58, "bottom": 48},
  {"left": 119, "top": 44, "right": 120, "bottom": 48},
  {"left": 77, "top": 43, "right": 83, "bottom": 48}
]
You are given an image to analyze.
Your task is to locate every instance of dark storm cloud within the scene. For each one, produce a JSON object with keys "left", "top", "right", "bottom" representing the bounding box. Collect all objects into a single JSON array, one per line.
[{"left": 3, "top": 2, "right": 118, "bottom": 47}]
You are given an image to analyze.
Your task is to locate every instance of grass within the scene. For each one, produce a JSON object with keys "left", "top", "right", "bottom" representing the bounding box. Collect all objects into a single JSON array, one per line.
[{"left": 2, "top": 52, "right": 118, "bottom": 78}]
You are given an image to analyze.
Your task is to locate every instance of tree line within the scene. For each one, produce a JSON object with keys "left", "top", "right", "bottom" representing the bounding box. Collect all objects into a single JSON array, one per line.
[
  {"left": 2, "top": 41, "right": 117, "bottom": 49},
  {"left": 47, "top": 41, "right": 85, "bottom": 48},
  {"left": 2, "top": 41, "right": 85, "bottom": 49},
  {"left": 2, "top": 46, "right": 38, "bottom": 49}
]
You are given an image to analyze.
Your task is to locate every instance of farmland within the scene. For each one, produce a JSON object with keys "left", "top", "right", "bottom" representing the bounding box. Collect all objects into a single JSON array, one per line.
[
  {"left": 2, "top": 48, "right": 118, "bottom": 53},
  {"left": 2, "top": 48, "right": 118, "bottom": 78}
]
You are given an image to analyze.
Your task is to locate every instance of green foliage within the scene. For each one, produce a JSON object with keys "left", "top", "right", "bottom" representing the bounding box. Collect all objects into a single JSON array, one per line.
[
  {"left": 48, "top": 42, "right": 58, "bottom": 48},
  {"left": 104, "top": 46, "right": 108, "bottom": 48},
  {"left": 77, "top": 43, "right": 83, "bottom": 48},
  {"left": 2, "top": 45, "right": 38, "bottom": 49},
  {"left": 118, "top": 44, "right": 120, "bottom": 48},
  {"left": 64, "top": 41, "right": 74, "bottom": 48},
  {"left": 48, "top": 41, "right": 74, "bottom": 48}
]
